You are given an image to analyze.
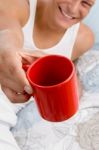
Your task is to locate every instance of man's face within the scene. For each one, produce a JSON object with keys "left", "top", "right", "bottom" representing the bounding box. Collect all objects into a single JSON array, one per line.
[{"left": 37, "top": 0, "right": 95, "bottom": 29}]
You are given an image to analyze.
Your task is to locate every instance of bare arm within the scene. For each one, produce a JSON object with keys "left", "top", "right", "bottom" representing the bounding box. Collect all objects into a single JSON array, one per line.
[
  {"left": 0, "top": 0, "right": 29, "bottom": 48},
  {"left": 72, "top": 23, "right": 94, "bottom": 61},
  {"left": 72, "top": 23, "right": 94, "bottom": 98},
  {"left": 0, "top": 18, "right": 23, "bottom": 49},
  {"left": 0, "top": 0, "right": 33, "bottom": 103}
]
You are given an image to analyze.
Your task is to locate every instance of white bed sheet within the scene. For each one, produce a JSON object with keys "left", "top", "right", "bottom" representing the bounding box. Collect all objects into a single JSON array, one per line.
[{"left": 11, "top": 50, "right": 99, "bottom": 150}]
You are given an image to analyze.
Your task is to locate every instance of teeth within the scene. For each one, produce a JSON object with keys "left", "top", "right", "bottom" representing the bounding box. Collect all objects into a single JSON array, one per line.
[
  {"left": 59, "top": 7, "right": 73, "bottom": 19},
  {"left": 62, "top": 10, "right": 73, "bottom": 19}
]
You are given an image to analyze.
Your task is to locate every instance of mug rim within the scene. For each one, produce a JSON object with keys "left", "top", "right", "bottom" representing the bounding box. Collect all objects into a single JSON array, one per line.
[{"left": 26, "top": 54, "right": 75, "bottom": 88}]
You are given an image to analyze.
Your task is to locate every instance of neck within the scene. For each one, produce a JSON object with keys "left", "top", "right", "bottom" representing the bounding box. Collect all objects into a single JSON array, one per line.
[
  {"left": 36, "top": 19, "right": 66, "bottom": 35},
  {"left": 35, "top": 7, "right": 66, "bottom": 35}
]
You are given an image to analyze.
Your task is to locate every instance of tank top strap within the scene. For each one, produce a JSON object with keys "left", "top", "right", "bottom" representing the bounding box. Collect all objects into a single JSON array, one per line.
[
  {"left": 22, "top": 0, "right": 37, "bottom": 49},
  {"left": 58, "top": 22, "right": 80, "bottom": 58}
]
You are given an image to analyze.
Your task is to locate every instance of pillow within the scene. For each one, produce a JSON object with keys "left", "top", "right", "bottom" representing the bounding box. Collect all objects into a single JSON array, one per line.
[{"left": 83, "top": 0, "right": 99, "bottom": 49}]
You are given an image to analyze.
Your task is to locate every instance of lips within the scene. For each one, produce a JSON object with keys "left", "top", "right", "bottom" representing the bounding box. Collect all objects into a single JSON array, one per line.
[{"left": 58, "top": 6, "right": 75, "bottom": 20}]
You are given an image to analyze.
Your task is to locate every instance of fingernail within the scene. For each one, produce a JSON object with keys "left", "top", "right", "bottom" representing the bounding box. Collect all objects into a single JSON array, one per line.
[{"left": 24, "top": 85, "right": 33, "bottom": 94}]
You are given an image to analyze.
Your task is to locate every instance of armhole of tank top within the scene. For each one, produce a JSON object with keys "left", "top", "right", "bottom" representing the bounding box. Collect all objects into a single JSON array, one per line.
[
  {"left": 52, "top": 23, "right": 80, "bottom": 58},
  {"left": 70, "top": 23, "right": 80, "bottom": 56},
  {"left": 22, "top": 0, "right": 37, "bottom": 29},
  {"left": 64, "top": 23, "right": 80, "bottom": 59}
]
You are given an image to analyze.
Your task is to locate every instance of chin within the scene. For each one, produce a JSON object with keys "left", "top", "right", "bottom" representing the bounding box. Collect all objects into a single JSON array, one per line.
[
  {"left": 55, "top": 22, "right": 77, "bottom": 30},
  {"left": 57, "top": 19, "right": 80, "bottom": 29}
]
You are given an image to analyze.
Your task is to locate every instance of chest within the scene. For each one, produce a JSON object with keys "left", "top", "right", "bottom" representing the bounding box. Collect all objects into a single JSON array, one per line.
[{"left": 33, "top": 25, "right": 65, "bottom": 50}]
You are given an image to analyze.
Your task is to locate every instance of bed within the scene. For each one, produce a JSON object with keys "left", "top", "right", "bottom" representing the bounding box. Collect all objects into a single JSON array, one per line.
[{"left": 11, "top": 50, "right": 99, "bottom": 150}]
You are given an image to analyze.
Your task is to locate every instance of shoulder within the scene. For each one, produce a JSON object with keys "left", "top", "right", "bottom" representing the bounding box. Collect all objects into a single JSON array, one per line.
[
  {"left": 72, "top": 23, "right": 94, "bottom": 60},
  {"left": 0, "top": 0, "right": 30, "bottom": 27}
]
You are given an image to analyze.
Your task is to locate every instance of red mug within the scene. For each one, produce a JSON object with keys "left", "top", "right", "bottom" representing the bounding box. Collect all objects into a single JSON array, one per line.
[{"left": 23, "top": 55, "right": 79, "bottom": 122}]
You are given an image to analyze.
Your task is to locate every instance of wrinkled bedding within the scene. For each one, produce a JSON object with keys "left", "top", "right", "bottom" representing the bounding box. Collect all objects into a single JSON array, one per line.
[{"left": 12, "top": 50, "right": 99, "bottom": 150}]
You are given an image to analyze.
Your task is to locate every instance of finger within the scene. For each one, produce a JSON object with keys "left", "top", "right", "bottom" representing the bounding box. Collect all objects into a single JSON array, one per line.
[
  {"left": 22, "top": 50, "right": 47, "bottom": 57},
  {"left": 0, "top": 71, "right": 32, "bottom": 94},
  {"left": 0, "top": 77, "right": 25, "bottom": 93},
  {"left": 14, "top": 67, "right": 33, "bottom": 94},
  {"left": 19, "top": 50, "right": 48, "bottom": 64},
  {"left": 1, "top": 86, "right": 31, "bottom": 103},
  {"left": 7, "top": 58, "right": 33, "bottom": 94},
  {"left": 0, "top": 51, "right": 33, "bottom": 95}
]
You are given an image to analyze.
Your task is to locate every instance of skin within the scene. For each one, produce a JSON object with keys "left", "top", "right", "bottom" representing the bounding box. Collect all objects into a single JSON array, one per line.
[{"left": 0, "top": 0, "right": 95, "bottom": 102}]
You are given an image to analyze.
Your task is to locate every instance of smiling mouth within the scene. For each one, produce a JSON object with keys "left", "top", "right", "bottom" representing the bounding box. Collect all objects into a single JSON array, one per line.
[{"left": 58, "top": 6, "right": 76, "bottom": 20}]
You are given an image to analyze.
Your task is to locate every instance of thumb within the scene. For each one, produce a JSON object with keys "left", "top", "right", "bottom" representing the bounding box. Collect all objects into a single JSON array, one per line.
[{"left": 19, "top": 50, "right": 48, "bottom": 64}]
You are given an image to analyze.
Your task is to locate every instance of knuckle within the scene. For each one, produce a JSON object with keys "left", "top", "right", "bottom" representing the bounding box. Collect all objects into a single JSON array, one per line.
[{"left": 14, "top": 84, "right": 24, "bottom": 93}]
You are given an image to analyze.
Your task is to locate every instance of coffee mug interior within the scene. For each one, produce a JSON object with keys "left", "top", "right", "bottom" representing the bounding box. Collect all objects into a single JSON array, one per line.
[{"left": 28, "top": 55, "right": 73, "bottom": 86}]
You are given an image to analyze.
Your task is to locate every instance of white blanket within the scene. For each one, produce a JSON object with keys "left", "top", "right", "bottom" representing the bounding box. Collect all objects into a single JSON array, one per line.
[{"left": 12, "top": 50, "right": 99, "bottom": 150}]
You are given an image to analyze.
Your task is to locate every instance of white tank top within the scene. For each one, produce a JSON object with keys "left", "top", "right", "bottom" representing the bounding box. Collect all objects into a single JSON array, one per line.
[{"left": 22, "top": 0, "right": 80, "bottom": 59}]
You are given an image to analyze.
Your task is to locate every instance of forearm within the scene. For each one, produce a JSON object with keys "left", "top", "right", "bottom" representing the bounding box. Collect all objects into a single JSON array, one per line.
[{"left": 0, "top": 15, "right": 23, "bottom": 50}]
